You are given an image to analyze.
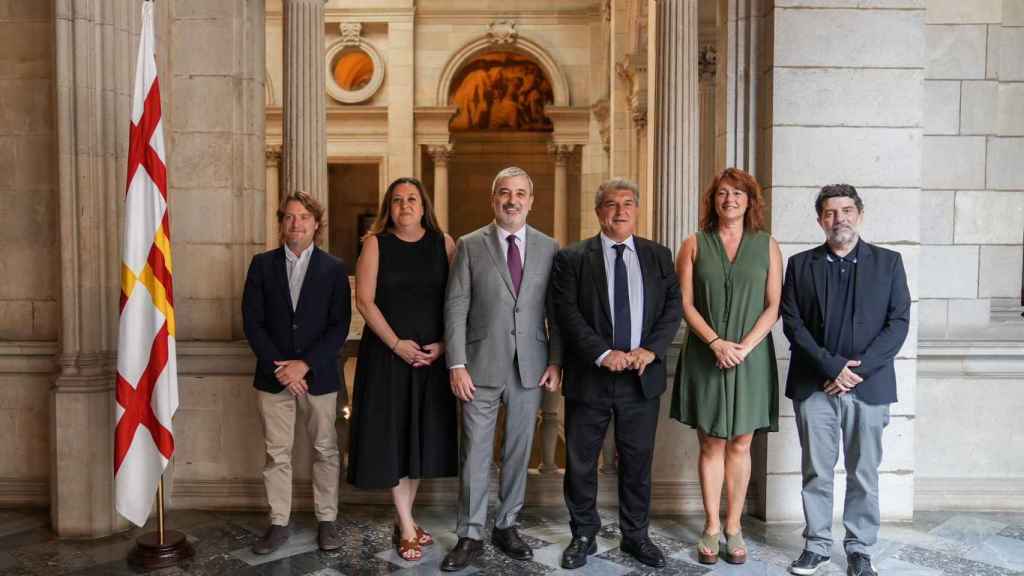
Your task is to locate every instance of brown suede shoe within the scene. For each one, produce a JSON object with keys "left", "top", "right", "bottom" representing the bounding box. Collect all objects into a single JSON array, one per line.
[
  {"left": 252, "top": 524, "right": 289, "bottom": 555},
  {"left": 318, "top": 520, "right": 343, "bottom": 551}
]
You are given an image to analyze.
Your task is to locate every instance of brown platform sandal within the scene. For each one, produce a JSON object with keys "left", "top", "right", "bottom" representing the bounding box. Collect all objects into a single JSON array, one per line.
[
  {"left": 415, "top": 525, "right": 434, "bottom": 546},
  {"left": 724, "top": 530, "right": 747, "bottom": 565},
  {"left": 392, "top": 524, "right": 422, "bottom": 561},
  {"left": 697, "top": 531, "right": 720, "bottom": 564}
]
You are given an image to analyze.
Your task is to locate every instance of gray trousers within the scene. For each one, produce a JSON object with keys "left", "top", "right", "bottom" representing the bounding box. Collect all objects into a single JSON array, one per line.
[
  {"left": 456, "top": 369, "right": 542, "bottom": 540},
  {"left": 793, "top": 391, "right": 890, "bottom": 556}
]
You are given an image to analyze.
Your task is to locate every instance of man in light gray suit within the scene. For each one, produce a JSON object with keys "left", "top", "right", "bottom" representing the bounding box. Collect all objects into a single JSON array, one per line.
[{"left": 441, "top": 166, "right": 563, "bottom": 572}]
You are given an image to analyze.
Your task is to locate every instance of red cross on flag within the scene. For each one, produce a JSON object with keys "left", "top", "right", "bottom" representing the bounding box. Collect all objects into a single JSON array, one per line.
[{"left": 115, "top": 0, "right": 178, "bottom": 528}]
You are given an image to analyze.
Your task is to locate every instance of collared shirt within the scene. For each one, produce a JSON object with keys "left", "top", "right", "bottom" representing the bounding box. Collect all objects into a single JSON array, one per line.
[
  {"left": 823, "top": 239, "right": 860, "bottom": 362},
  {"left": 496, "top": 223, "right": 527, "bottom": 267},
  {"left": 595, "top": 233, "right": 644, "bottom": 366},
  {"left": 284, "top": 242, "right": 314, "bottom": 311}
]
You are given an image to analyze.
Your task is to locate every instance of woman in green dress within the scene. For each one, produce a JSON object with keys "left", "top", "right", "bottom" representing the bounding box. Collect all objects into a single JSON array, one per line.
[{"left": 671, "top": 168, "right": 782, "bottom": 566}]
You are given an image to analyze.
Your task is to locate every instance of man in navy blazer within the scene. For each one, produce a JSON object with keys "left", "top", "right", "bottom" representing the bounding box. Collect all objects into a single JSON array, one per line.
[
  {"left": 242, "top": 191, "right": 351, "bottom": 554},
  {"left": 782, "top": 185, "right": 910, "bottom": 576}
]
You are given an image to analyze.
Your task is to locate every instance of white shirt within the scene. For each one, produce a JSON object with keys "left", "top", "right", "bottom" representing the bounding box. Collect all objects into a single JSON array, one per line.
[
  {"left": 284, "top": 242, "right": 314, "bottom": 311},
  {"left": 595, "top": 233, "right": 644, "bottom": 366},
  {"left": 496, "top": 223, "right": 527, "bottom": 267}
]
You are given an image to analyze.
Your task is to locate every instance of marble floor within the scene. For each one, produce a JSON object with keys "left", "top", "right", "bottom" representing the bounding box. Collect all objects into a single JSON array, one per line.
[{"left": 0, "top": 506, "right": 1022, "bottom": 575}]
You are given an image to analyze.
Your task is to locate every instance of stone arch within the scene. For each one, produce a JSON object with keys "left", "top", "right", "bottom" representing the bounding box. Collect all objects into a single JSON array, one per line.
[{"left": 436, "top": 33, "right": 571, "bottom": 108}]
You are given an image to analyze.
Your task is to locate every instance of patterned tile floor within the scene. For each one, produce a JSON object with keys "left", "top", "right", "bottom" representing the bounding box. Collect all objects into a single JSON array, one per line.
[{"left": 0, "top": 506, "right": 1022, "bottom": 575}]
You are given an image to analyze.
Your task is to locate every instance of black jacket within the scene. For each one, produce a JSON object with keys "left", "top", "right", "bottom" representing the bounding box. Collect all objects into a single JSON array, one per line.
[
  {"left": 551, "top": 235, "right": 683, "bottom": 402},
  {"left": 242, "top": 246, "right": 351, "bottom": 396},
  {"left": 781, "top": 241, "right": 910, "bottom": 405}
]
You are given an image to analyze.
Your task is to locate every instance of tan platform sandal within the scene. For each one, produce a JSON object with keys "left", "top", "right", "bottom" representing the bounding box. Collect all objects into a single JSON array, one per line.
[
  {"left": 724, "top": 530, "right": 747, "bottom": 565},
  {"left": 697, "top": 531, "right": 720, "bottom": 564}
]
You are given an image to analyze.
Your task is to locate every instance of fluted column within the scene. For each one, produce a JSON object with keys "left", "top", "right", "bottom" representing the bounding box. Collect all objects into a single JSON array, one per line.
[
  {"left": 653, "top": 0, "right": 700, "bottom": 257},
  {"left": 426, "top": 145, "right": 452, "bottom": 232},
  {"left": 283, "top": 0, "right": 327, "bottom": 210},
  {"left": 548, "top": 143, "right": 575, "bottom": 247},
  {"left": 266, "top": 146, "right": 282, "bottom": 249},
  {"left": 698, "top": 43, "right": 718, "bottom": 195},
  {"left": 53, "top": 0, "right": 141, "bottom": 538}
]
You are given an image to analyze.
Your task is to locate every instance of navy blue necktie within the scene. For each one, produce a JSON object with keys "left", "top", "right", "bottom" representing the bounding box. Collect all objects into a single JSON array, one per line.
[{"left": 612, "top": 244, "right": 631, "bottom": 352}]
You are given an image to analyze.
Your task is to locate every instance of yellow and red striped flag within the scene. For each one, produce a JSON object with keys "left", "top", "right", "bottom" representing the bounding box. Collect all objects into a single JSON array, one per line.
[{"left": 115, "top": 0, "right": 178, "bottom": 528}]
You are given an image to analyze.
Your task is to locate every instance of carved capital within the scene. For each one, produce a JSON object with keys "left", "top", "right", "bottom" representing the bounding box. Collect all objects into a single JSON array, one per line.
[
  {"left": 699, "top": 44, "right": 718, "bottom": 82},
  {"left": 547, "top": 143, "right": 576, "bottom": 166},
  {"left": 617, "top": 54, "right": 648, "bottom": 128},
  {"left": 487, "top": 20, "right": 518, "bottom": 45},
  {"left": 601, "top": 0, "right": 612, "bottom": 22},
  {"left": 265, "top": 146, "right": 282, "bottom": 167},
  {"left": 338, "top": 22, "right": 362, "bottom": 47},
  {"left": 426, "top": 144, "right": 454, "bottom": 166}
]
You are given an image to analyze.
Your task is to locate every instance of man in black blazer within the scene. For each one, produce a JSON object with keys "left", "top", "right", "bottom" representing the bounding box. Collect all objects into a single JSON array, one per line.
[
  {"left": 242, "top": 191, "right": 351, "bottom": 554},
  {"left": 551, "top": 178, "right": 682, "bottom": 569},
  {"left": 782, "top": 185, "right": 910, "bottom": 576}
]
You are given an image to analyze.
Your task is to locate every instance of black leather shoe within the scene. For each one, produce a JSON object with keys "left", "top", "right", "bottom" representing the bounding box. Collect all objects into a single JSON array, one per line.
[
  {"left": 620, "top": 537, "right": 666, "bottom": 568},
  {"left": 561, "top": 535, "right": 597, "bottom": 569},
  {"left": 846, "top": 552, "right": 877, "bottom": 576},
  {"left": 440, "top": 537, "right": 483, "bottom": 572},
  {"left": 251, "top": 524, "right": 289, "bottom": 555},
  {"left": 790, "top": 550, "right": 830, "bottom": 575},
  {"left": 492, "top": 526, "right": 533, "bottom": 560}
]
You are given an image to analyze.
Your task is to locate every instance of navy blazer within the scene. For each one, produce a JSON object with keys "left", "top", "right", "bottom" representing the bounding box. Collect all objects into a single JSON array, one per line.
[
  {"left": 551, "top": 235, "right": 683, "bottom": 402},
  {"left": 242, "top": 246, "right": 351, "bottom": 396},
  {"left": 781, "top": 241, "right": 910, "bottom": 405}
]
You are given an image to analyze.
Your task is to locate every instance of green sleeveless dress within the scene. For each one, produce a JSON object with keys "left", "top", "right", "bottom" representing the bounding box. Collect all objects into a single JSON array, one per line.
[{"left": 670, "top": 230, "right": 779, "bottom": 439}]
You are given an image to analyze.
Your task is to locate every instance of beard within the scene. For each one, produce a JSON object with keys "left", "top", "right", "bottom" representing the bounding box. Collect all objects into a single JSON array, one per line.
[{"left": 827, "top": 225, "right": 858, "bottom": 245}]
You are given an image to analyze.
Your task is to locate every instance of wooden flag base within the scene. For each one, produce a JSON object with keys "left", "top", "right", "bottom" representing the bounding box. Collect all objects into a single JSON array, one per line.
[{"left": 127, "top": 530, "right": 194, "bottom": 570}]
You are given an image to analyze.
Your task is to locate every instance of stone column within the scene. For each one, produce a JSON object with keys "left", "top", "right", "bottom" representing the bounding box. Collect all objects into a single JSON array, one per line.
[
  {"left": 283, "top": 0, "right": 327, "bottom": 207},
  {"left": 53, "top": 0, "right": 141, "bottom": 538},
  {"left": 548, "top": 143, "right": 575, "bottom": 247},
  {"left": 266, "top": 146, "right": 282, "bottom": 250},
  {"left": 653, "top": 0, "right": 700, "bottom": 256},
  {"left": 426, "top": 145, "right": 452, "bottom": 232}
]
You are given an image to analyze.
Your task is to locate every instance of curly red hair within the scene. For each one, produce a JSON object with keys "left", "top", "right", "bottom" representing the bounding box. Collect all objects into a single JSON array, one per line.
[{"left": 698, "top": 167, "right": 767, "bottom": 232}]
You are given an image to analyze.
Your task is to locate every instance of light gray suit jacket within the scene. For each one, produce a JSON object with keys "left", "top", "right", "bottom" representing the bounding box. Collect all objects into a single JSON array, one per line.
[{"left": 445, "top": 222, "right": 563, "bottom": 388}]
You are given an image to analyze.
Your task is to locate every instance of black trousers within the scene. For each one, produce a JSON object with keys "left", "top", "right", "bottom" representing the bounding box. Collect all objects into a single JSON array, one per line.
[{"left": 563, "top": 373, "right": 660, "bottom": 542}]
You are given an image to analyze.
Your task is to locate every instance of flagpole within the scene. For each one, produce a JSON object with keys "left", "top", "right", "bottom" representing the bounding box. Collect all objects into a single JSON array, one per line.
[{"left": 158, "top": 477, "right": 165, "bottom": 545}]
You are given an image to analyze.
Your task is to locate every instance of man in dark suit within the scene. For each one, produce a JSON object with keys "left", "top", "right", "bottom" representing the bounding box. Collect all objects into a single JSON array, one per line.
[
  {"left": 551, "top": 178, "right": 682, "bottom": 569},
  {"left": 242, "top": 191, "right": 351, "bottom": 554},
  {"left": 782, "top": 185, "right": 910, "bottom": 576}
]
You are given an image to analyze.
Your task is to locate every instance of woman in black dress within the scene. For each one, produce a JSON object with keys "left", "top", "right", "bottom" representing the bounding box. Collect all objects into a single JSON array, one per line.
[{"left": 347, "top": 177, "right": 457, "bottom": 561}]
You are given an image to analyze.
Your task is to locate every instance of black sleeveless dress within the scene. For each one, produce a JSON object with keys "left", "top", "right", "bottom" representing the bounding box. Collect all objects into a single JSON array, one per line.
[{"left": 347, "top": 230, "right": 458, "bottom": 489}]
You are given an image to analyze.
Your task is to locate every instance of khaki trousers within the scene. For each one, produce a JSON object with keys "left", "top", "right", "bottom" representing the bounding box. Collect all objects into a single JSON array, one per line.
[{"left": 257, "top": 390, "right": 340, "bottom": 525}]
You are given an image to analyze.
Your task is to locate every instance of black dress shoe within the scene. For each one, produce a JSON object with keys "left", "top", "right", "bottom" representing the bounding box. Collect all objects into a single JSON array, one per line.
[
  {"left": 441, "top": 537, "right": 483, "bottom": 572},
  {"left": 560, "top": 535, "right": 597, "bottom": 569},
  {"left": 620, "top": 537, "right": 666, "bottom": 568},
  {"left": 492, "top": 526, "right": 533, "bottom": 560}
]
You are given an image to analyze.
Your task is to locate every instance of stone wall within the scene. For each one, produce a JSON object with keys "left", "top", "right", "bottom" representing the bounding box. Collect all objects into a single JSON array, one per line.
[
  {"left": 916, "top": 0, "right": 1024, "bottom": 510},
  {"left": 764, "top": 0, "right": 925, "bottom": 522},
  {"left": 0, "top": 1, "right": 57, "bottom": 505},
  {"left": 0, "top": 2, "right": 58, "bottom": 342}
]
